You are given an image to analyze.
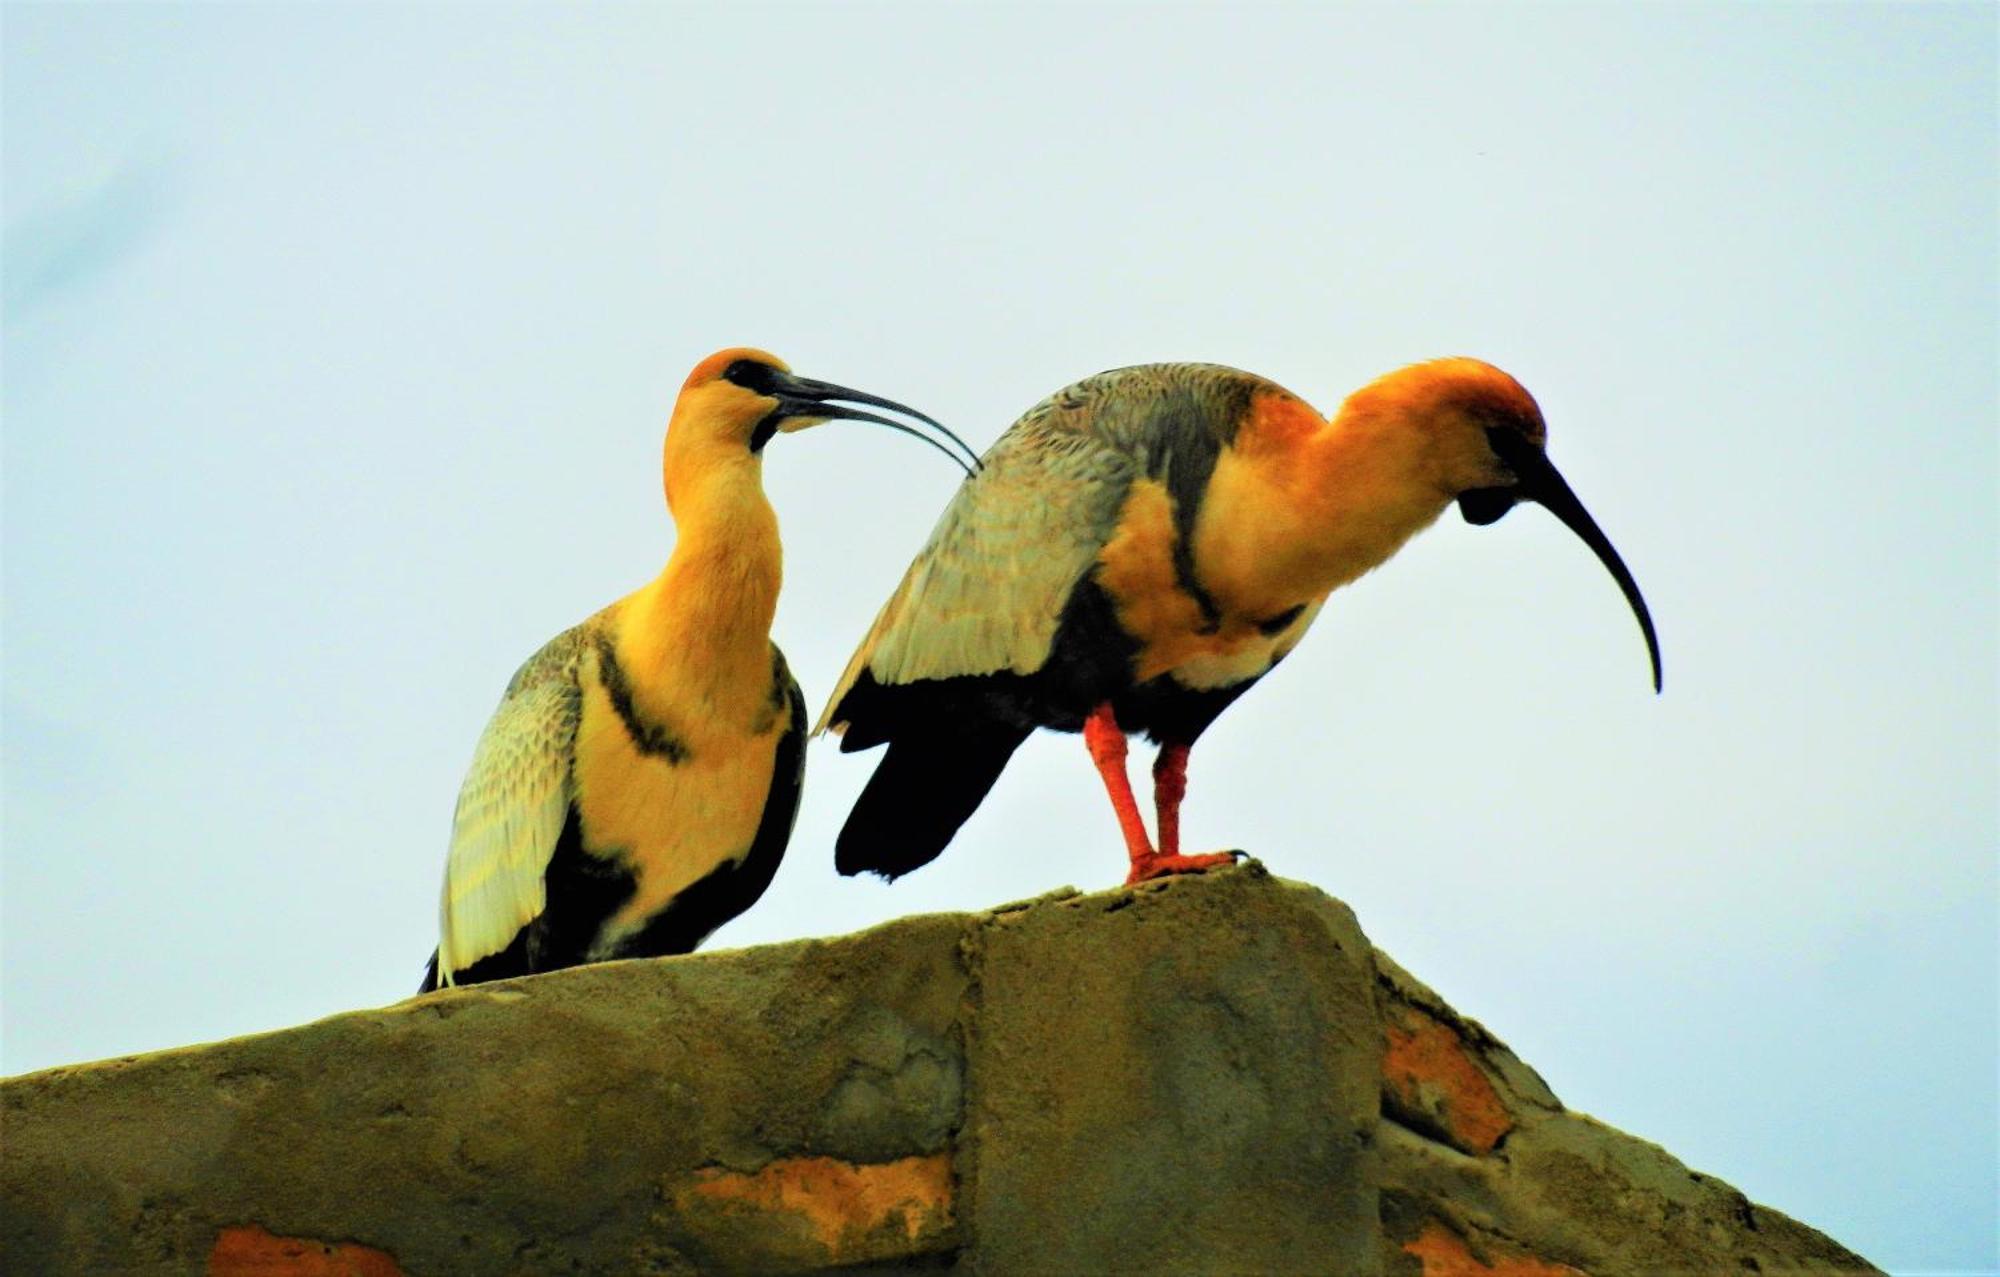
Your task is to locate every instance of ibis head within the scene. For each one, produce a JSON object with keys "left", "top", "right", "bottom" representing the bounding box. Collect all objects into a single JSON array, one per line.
[
  {"left": 1353, "top": 358, "right": 1661, "bottom": 691},
  {"left": 671, "top": 347, "right": 978, "bottom": 476}
]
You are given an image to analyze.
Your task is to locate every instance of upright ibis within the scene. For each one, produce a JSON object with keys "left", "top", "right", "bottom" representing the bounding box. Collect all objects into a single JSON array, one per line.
[
  {"left": 422, "top": 348, "right": 972, "bottom": 989},
  {"left": 820, "top": 358, "right": 1660, "bottom": 886}
]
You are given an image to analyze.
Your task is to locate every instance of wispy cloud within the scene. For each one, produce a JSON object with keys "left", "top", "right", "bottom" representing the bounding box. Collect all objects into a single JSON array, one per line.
[{"left": 3, "top": 153, "right": 176, "bottom": 322}]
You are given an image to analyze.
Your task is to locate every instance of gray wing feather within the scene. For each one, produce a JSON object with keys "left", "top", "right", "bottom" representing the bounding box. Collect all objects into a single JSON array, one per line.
[
  {"left": 819, "top": 364, "right": 1268, "bottom": 731},
  {"left": 436, "top": 625, "right": 586, "bottom": 980}
]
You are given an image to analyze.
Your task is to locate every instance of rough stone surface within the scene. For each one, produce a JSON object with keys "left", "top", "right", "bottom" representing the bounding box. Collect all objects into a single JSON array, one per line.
[
  {"left": 2, "top": 912, "right": 969, "bottom": 1275},
  {"left": 0, "top": 863, "right": 1878, "bottom": 1275},
  {"left": 964, "top": 872, "right": 1380, "bottom": 1274}
]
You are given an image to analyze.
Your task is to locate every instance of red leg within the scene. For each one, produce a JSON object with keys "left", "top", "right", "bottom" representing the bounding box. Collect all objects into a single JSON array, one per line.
[
  {"left": 1153, "top": 742, "right": 1190, "bottom": 857},
  {"left": 1084, "top": 703, "right": 1154, "bottom": 862},
  {"left": 1079, "top": 714, "right": 1242, "bottom": 885},
  {"left": 1130, "top": 741, "right": 1239, "bottom": 884}
]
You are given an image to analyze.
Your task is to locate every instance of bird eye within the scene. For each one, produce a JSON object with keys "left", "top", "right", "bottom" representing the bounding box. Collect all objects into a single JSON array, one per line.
[
  {"left": 1483, "top": 425, "right": 1538, "bottom": 471},
  {"left": 722, "top": 359, "right": 780, "bottom": 395}
]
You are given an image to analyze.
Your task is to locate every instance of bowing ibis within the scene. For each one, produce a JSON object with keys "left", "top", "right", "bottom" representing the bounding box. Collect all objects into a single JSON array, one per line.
[{"left": 820, "top": 358, "right": 1659, "bottom": 886}]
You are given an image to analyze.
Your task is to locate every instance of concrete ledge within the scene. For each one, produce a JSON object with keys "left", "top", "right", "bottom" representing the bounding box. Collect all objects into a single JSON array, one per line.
[{"left": 0, "top": 863, "right": 1878, "bottom": 1275}]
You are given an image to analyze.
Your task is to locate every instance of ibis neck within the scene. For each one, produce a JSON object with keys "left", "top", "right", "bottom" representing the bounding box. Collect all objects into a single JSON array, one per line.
[
  {"left": 1271, "top": 410, "right": 1454, "bottom": 601},
  {"left": 621, "top": 448, "right": 782, "bottom": 720},
  {"left": 1296, "top": 418, "right": 1456, "bottom": 596}
]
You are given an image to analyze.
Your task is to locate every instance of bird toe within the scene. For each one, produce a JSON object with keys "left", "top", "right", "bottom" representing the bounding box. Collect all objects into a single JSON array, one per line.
[{"left": 1124, "top": 850, "right": 1244, "bottom": 886}]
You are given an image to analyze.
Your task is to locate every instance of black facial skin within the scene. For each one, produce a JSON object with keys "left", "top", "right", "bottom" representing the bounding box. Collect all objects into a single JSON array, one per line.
[
  {"left": 722, "top": 358, "right": 782, "bottom": 397},
  {"left": 1458, "top": 485, "right": 1517, "bottom": 525}
]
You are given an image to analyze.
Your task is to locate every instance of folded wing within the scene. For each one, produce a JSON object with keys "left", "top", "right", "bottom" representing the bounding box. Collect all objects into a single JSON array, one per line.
[
  {"left": 820, "top": 371, "right": 1161, "bottom": 737},
  {"left": 435, "top": 627, "right": 585, "bottom": 982}
]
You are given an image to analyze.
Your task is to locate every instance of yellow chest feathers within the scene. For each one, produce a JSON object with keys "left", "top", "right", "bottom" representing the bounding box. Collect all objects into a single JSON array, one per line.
[
  {"left": 1094, "top": 406, "right": 1446, "bottom": 691},
  {"left": 1094, "top": 476, "right": 1324, "bottom": 690},
  {"left": 571, "top": 639, "right": 790, "bottom": 939}
]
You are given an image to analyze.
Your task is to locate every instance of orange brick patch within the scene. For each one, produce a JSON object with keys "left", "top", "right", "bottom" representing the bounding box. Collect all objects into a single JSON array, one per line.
[
  {"left": 1382, "top": 1007, "right": 1513, "bottom": 1155},
  {"left": 207, "top": 1224, "right": 404, "bottom": 1277},
  {"left": 1403, "top": 1221, "right": 1584, "bottom": 1276},
  {"left": 680, "top": 1151, "right": 953, "bottom": 1261}
]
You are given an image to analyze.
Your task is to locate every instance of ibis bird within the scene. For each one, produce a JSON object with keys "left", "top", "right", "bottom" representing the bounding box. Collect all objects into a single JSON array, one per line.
[
  {"left": 421, "top": 347, "right": 973, "bottom": 990},
  {"left": 820, "top": 358, "right": 1660, "bottom": 886}
]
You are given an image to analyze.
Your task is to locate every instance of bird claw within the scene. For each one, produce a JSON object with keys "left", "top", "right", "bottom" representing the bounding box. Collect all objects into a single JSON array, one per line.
[{"left": 1124, "top": 849, "right": 1245, "bottom": 886}]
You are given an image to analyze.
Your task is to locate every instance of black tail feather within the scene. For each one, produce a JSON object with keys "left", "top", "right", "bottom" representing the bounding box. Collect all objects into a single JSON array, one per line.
[{"left": 836, "top": 721, "right": 1029, "bottom": 879}]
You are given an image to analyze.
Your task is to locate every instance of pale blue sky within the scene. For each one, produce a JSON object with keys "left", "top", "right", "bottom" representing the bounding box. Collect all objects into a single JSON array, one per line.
[{"left": 3, "top": 4, "right": 1993, "bottom": 1271}]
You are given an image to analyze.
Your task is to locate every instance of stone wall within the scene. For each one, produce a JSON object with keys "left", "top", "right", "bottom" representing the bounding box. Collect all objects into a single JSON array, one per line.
[{"left": 0, "top": 864, "right": 1878, "bottom": 1275}]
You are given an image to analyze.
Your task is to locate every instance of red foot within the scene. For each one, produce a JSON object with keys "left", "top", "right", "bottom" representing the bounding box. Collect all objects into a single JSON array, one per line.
[{"left": 1124, "top": 850, "right": 1243, "bottom": 885}]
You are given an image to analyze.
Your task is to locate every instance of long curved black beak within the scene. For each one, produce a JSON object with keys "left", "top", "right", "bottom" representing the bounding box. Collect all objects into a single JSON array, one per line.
[
  {"left": 1468, "top": 431, "right": 1663, "bottom": 692},
  {"left": 770, "top": 372, "right": 982, "bottom": 478}
]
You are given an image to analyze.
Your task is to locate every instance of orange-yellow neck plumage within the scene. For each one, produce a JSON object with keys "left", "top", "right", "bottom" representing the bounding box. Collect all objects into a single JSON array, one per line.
[
  {"left": 1196, "top": 358, "right": 1547, "bottom": 617},
  {"left": 620, "top": 349, "right": 792, "bottom": 728}
]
